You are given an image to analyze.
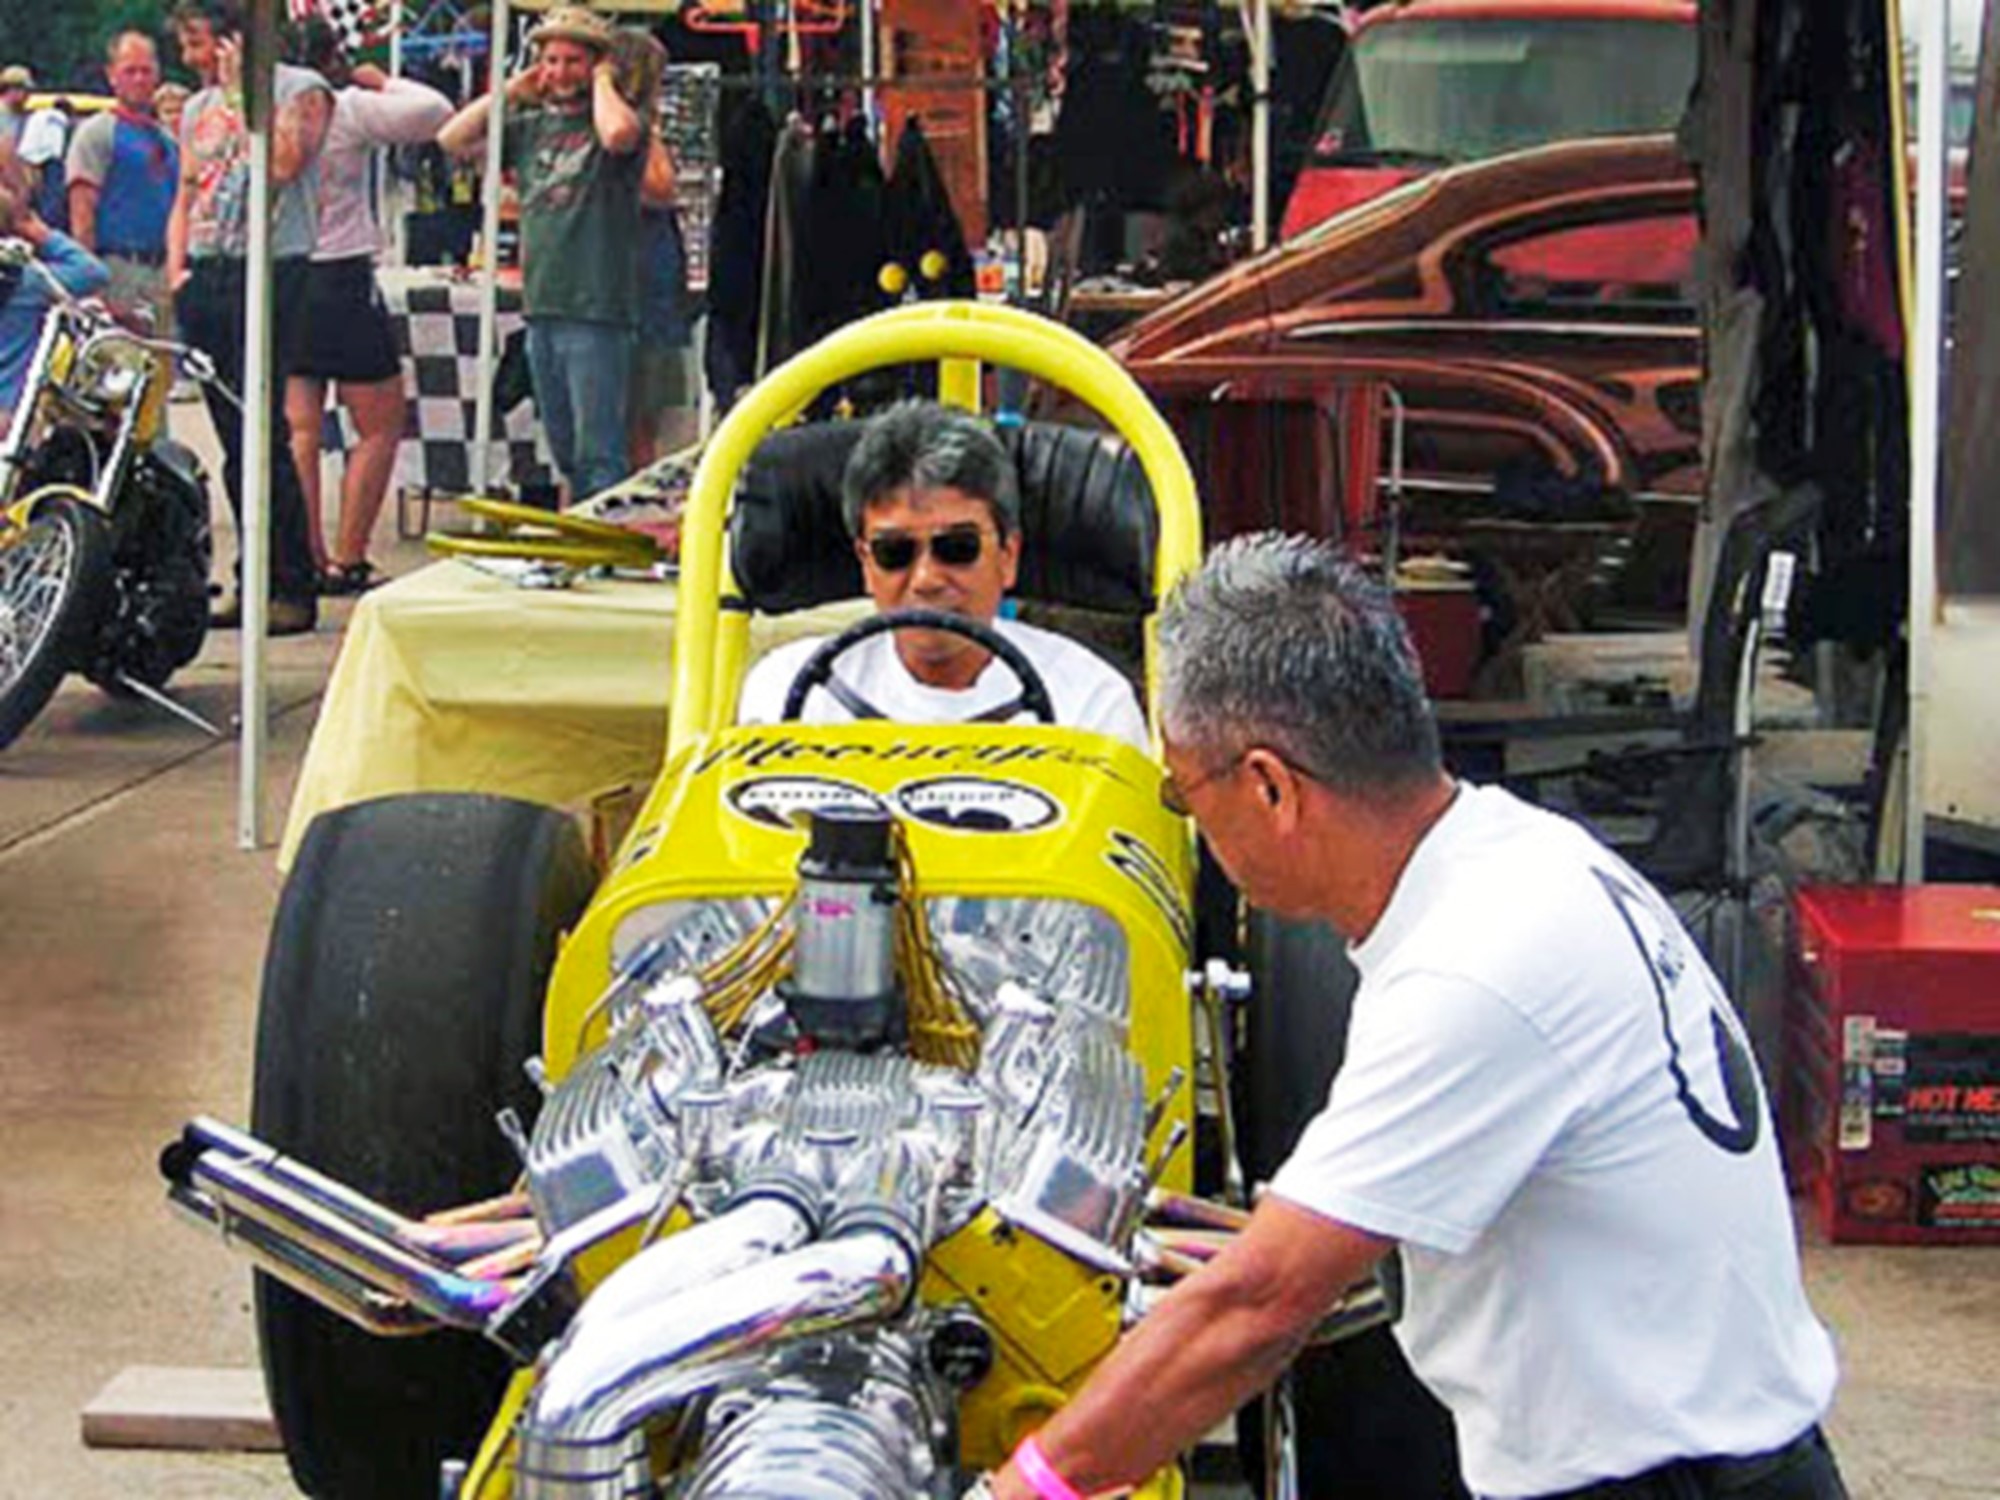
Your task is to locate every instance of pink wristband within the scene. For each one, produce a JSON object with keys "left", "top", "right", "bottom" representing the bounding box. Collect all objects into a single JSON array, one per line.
[{"left": 1014, "top": 1434, "right": 1088, "bottom": 1500}]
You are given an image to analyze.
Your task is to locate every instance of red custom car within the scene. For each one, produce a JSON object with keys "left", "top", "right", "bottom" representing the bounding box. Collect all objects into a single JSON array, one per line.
[{"left": 1111, "top": 133, "right": 1703, "bottom": 621}]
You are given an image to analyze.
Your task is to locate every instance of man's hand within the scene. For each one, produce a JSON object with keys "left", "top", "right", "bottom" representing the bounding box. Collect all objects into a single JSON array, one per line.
[
  {"left": 987, "top": 1197, "right": 1392, "bottom": 1498},
  {"left": 272, "top": 86, "right": 332, "bottom": 186},
  {"left": 16, "top": 209, "right": 51, "bottom": 250},
  {"left": 506, "top": 65, "right": 545, "bottom": 107},
  {"left": 349, "top": 62, "right": 390, "bottom": 92},
  {"left": 589, "top": 59, "right": 643, "bottom": 154},
  {"left": 216, "top": 35, "right": 243, "bottom": 100}
]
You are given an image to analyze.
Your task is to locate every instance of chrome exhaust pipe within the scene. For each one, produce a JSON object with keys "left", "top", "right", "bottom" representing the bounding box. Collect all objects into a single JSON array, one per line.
[
  {"left": 162, "top": 1120, "right": 818, "bottom": 1363},
  {"left": 164, "top": 1119, "right": 523, "bottom": 1335},
  {"left": 514, "top": 1226, "right": 917, "bottom": 1500}
]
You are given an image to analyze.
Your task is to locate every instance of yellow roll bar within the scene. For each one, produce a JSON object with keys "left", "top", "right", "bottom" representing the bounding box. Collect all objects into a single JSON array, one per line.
[{"left": 668, "top": 301, "right": 1204, "bottom": 758}]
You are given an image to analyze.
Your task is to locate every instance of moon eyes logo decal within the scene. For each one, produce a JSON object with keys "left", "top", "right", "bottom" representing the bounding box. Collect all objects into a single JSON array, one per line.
[
  {"left": 724, "top": 775, "right": 1061, "bottom": 833},
  {"left": 892, "top": 777, "right": 1060, "bottom": 834},
  {"left": 725, "top": 776, "right": 886, "bottom": 829}
]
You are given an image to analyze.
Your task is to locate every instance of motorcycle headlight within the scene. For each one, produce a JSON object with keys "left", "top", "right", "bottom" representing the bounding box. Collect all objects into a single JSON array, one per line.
[{"left": 70, "top": 337, "right": 153, "bottom": 410}]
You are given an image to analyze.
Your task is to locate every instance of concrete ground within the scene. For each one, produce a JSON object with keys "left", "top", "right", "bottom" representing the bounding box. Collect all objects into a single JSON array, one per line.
[{"left": 1, "top": 412, "right": 1995, "bottom": 1499}]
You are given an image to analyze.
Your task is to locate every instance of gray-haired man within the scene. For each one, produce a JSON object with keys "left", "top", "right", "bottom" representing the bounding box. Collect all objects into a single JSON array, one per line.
[
  {"left": 980, "top": 534, "right": 1846, "bottom": 1500},
  {"left": 737, "top": 399, "right": 1147, "bottom": 750}
]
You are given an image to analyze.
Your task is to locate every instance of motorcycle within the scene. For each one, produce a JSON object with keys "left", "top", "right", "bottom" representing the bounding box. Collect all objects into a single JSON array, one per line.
[{"left": 0, "top": 237, "right": 222, "bottom": 749}]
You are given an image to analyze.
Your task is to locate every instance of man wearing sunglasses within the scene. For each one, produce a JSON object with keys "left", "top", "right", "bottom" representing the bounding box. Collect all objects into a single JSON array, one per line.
[
  {"left": 975, "top": 535, "right": 1845, "bottom": 1500},
  {"left": 738, "top": 399, "right": 1148, "bottom": 750}
]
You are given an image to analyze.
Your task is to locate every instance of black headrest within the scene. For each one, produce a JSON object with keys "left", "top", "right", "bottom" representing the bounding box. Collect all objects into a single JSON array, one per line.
[{"left": 729, "top": 420, "right": 1159, "bottom": 616}]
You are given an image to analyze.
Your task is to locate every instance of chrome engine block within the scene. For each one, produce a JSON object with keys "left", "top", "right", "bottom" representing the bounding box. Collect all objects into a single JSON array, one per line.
[{"left": 508, "top": 896, "right": 1156, "bottom": 1500}]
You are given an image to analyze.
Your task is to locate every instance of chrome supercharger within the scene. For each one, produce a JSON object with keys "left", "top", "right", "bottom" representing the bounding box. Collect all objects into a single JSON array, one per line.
[{"left": 782, "top": 806, "right": 904, "bottom": 1049}]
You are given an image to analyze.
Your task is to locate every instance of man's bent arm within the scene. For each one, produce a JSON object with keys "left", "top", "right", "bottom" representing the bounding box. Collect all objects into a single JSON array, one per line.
[
  {"left": 640, "top": 136, "right": 675, "bottom": 208},
  {"left": 67, "top": 181, "right": 99, "bottom": 250},
  {"left": 591, "top": 64, "right": 642, "bottom": 154},
  {"left": 993, "top": 1198, "right": 1391, "bottom": 1498},
  {"left": 439, "top": 69, "right": 540, "bottom": 160},
  {"left": 435, "top": 93, "right": 492, "bottom": 158},
  {"left": 272, "top": 88, "right": 331, "bottom": 185},
  {"left": 164, "top": 179, "right": 189, "bottom": 291}
]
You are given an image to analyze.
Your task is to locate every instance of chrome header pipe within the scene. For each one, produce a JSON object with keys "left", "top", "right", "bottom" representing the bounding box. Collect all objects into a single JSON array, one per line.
[
  {"left": 514, "top": 1226, "right": 917, "bottom": 1500},
  {"left": 163, "top": 1121, "right": 816, "bottom": 1363},
  {"left": 178, "top": 1145, "right": 520, "bottom": 1332}
]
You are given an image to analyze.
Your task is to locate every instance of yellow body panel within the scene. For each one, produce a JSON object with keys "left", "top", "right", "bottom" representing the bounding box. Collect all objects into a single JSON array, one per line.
[
  {"left": 545, "top": 720, "right": 1197, "bottom": 1168},
  {"left": 464, "top": 1367, "right": 537, "bottom": 1500},
  {"left": 921, "top": 1209, "right": 1124, "bottom": 1469},
  {"left": 530, "top": 717, "right": 1200, "bottom": 1478}
]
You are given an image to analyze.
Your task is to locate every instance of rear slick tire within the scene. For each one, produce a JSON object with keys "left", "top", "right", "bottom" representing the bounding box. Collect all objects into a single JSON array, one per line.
[
  {"left": 251, "top": 793, "right": 594, "bottom": 1499},
  {"left": 0, "top": 495, "right": 111, "bottom": 749}
]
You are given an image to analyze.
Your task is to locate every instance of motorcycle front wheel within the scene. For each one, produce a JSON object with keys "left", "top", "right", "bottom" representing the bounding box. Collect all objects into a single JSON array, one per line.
[{"left": 0, "top": 495, "right": 113, "bottom": 749}]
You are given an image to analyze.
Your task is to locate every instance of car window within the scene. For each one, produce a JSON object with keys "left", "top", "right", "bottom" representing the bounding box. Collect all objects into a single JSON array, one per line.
[
  {"left": 1316, "top": 18, "right": 1696, "bottom": 166},
  {"left": 1479, "top": 213, "right": 1698, "bottom": 318}
]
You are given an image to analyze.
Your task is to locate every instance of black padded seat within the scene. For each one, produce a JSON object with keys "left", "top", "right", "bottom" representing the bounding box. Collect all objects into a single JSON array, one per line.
[{"left": 728, "top": 420, "right": 1159, "bottom": 617}]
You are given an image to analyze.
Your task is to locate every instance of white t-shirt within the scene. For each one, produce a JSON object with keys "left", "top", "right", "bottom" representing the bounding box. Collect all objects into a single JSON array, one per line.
[
  {"left": 16, "top": 107, "right": 67, "bottom": 167},
  {"left": 737, "top": 617, "right": 1148, "bottom": 752},
  {"left": 1269, "top": 784, "right": 1837, "bottom": 1499}
]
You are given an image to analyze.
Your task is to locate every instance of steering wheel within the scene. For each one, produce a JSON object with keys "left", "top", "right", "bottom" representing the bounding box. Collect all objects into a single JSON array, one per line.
[{"left": 779, "top": 608, "right": 1058, "bottom": 725}]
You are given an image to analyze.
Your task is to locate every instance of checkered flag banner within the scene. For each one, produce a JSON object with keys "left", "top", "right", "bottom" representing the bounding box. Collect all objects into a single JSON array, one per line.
[{"left": 289, "top": 0, "right": 393, "bottom": 56}]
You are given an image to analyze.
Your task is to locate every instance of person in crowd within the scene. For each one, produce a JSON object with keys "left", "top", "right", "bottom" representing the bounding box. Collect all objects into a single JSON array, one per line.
[
  {"left": 436, "top": 6, "right": 650, "bottom": 502},
  {"left": 737, "top": 399, "right": 1148, "bottom": 750},
  {"left": 0, "top": 152, "right": 109, "bottom": 425},
  {"left": 15, "top": 94, "right": 71, "bottom": 230},
  {"left": 973, "top": 533, "right": 1846, "bottom": 1500},
  {"left": 624, "top": 33, "right": 693, "bottom": 471},
  {"left": 155, "top": 81, "right": 190, "bottom": 140},
  {"left": 166, "top": 0, "right": 332, "bottom": 636},
  {"left": 629, "top": 194, "right": 695, "bottom": 469},
  {"left": 282, "top": 16, "right": 449, "bottom": 596},
  {"left": 65, "top": 31, "right": 178, "bottom": 329},
  {"left": 0, "top": 67, "right": 32, "bottom": 149}
]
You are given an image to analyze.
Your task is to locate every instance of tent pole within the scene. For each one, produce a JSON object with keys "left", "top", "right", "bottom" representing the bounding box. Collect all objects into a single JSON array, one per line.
[
  {"left": 237, "top": 0, "right": 279, "bottom": 850},
  {"left": 472, "top": 0, "right": 513, "bottom": 498},
  {"left": 1247, "top": 0, "right": 1271, "bottom": 251},
  {"left": 1907, "top": 0, "right": 1949, "bottom": 884},
  {"left": 384, "top": 0, "right": 405, "bottom": 268},
  {"left": 860, "top": 0, "right": 877, "bottom": 128}
]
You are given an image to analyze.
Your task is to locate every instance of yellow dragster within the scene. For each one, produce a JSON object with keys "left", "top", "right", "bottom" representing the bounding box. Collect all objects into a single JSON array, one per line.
[{"left": 163, "top": 303, "right": 1342, "bottom": 1500}]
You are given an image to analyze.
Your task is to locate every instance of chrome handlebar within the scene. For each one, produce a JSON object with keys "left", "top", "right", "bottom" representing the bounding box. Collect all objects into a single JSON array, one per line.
[{"left": 0, "top": 238, "right": 237, "bottom": 409}]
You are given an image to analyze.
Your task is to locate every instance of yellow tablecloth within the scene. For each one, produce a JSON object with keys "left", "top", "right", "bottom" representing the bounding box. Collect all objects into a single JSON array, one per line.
[{"left": 281, "top": 561, "right": 863, "bottom": 867}]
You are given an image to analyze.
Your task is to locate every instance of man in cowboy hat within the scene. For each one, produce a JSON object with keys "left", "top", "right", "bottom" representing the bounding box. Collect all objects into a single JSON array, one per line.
[{"left": 439, "top": 6, "right": 657, "bottom": 501}]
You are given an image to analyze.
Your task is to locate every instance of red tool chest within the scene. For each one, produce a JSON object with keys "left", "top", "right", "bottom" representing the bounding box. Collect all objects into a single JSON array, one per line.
[{"left": 1786, "top": 885, "right": 2000, "bottom": 1244}]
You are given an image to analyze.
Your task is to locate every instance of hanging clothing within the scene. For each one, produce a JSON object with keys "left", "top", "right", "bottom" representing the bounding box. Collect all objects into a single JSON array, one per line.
[
  {"left": 800, "top": 113, "right": 890, "bottom": 347},
  {"left": 756, "top": 115, "right": 816, "bottom": 379},
  {"left": 1049, "top": 8, "right": 1175, "bottom": 211},
  {"left": 881, "top": 117, "right": 975, "bottom": 301},
  {"left": 705, "top": 96, "right": 778, "bottom": 408}
]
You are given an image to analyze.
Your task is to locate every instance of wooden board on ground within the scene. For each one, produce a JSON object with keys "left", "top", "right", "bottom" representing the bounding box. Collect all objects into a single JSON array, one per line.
[{"left": 80, "top": 1366, "right": 281, "bottom": 1452}]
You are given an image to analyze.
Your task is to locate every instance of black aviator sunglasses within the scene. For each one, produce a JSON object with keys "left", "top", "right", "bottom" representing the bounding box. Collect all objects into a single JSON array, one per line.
[{"left": 863, "top": 526, "right": 991, "bottom": 573}]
